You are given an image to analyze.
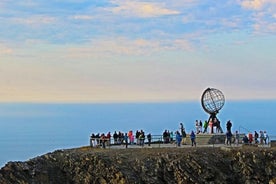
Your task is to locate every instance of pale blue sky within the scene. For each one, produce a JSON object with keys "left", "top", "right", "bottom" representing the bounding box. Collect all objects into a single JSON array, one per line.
[{"left": 0, "top": 0, "right": 275, "bottom": 102}]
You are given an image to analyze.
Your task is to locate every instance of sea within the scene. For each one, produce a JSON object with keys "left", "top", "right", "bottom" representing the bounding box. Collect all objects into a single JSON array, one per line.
[{"left": 0, "top": 100, "right": 275, "bottom": 167}]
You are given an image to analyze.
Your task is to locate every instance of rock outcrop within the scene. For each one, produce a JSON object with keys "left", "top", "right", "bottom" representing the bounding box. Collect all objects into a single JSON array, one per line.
[{"left": 0, "top": 146, "right": 275, "bottom": 184}]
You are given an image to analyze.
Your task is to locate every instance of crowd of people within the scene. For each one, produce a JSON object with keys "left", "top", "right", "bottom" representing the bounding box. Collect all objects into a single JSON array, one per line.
[
  {"left": 89, "top": 121, "right": 198, "bottom": 148},
  {"left": 242, "top": 130, "right": 269, "bottom": 145},
  {"left": 90, "top": 130, "right": 152, "bottom": 148},
  {"left": 90, "top": 120, "right": 270, "bottom": 148}
]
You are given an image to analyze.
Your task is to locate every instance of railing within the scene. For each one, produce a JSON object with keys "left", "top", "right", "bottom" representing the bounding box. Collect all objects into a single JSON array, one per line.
[
  {"left": 238, "top": 126, "right": 251, "bottom": 134},
  {"left": 90, "top": 135, "right": 165, "bottom": 148},
  {"left": 89, "top": 134, "right": 276, "bottom": 148}
]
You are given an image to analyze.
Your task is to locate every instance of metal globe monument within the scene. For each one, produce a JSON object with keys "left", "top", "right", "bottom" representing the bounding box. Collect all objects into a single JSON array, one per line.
[{"left": 201, "top": 88, "right": 225, "bottom": 133}]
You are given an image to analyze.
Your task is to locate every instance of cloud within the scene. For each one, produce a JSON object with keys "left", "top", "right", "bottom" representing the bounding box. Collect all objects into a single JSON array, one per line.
[
  {"left": 241, "top": 0, "right": 265, "bottom": 9},
  {"left": 13, "top": 15, "right": 56, "bottom": 26},
  {"left": 253, "top": 20, "right": 276, "bottom": 33},
  {"left": 0, "top": 44, "right": 13, "bottom": 55},
  {"left": 240, "top": 0, "right": 276, "bottom": 10},
  {"left": 71, "top": 15, "right": 95, "bottom": 20},
  {"left": 66, "top": 37, "right": 160, "bottom": 58},
  {"left": 109, "top": 0, "right": 180, "bottom": 18},
  {"left": 0, "top": 0, "right": 9, "bottom": 7},
  {"left": 220, "top": 18, "right": 241, "bottom": 28},
  {"left": 65, "top": 36, "right": 193, "bottom": 60},
  {"left": 251, "top": 8, "right": 276, "bottom": 33},
  {"left": 172, "top": 39, "right": 194, "bottom": 51},
  {"left": 239, "top": 0, "right": 276, "bottom": 33}
]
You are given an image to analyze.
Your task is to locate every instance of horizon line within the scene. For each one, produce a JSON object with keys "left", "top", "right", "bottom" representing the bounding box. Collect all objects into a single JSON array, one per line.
[{"left": 0, "top": 98, "right": 275, "bottom": 104}]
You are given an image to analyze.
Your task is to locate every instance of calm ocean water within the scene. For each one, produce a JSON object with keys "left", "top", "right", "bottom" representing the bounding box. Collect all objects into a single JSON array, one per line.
[{"left": 0, "top": 101, "right": 275, "bottom": 167}]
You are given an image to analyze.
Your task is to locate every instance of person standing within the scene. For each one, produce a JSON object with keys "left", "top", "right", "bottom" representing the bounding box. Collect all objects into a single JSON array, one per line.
[
  {"left": 217, "top": 120, "right": 223, "bottom": 133},
  {"left": 181, "top": 128, "right": 187, "bottom": 145},
  {"left": 260, "top": 131, "right": 264, "bottom": 145},
  {"left": 179, "top": 122, "right": 184, "bottom": 135},
  {"left": 163, "top": 130, "right": 169, "bottom": 144},
  {"left": 226, "top": 120, "right": 232, "bottom": 132},
  {"left": 234, "top": 130, "right": 239, "bottom": 146},
  {"left": 264, "top": 131, "right": 269, "bottom": 145},
  {"left": 248, "top": 133, "right": 253, "bottom": 144},
  {"left": 242, "top": 135, "right": 249, "bottom": 144},
  {"left": 195, "top": 120, "right": 199, "bottom": 134},
  {"left": 147, "top": 133, "right": 152, "bottom": 146},
  {"left": 175, "top": 131, "right": 182, "bottom": 147},
  {"left": 139, "top": 130, "right": 145, "bottom": 147},
  {"left": 199, "top": 120, "right": 203, "bottom": 133},
  {"left": 170, "top": 131, "right": 174, "bottom": 143},
  {"left": 128, "top": 130, "right": 133, "bottom": 145},
  {"left": 226, "top": 131, "right": 232, "bottom": 146},
  {"left": 124, "top": 133, "right": 128, "bottom": 148},
  {"left": 113, "top": 131, "right": 118, "bottom": 144},
  {"left": 203, "top": 120, "right": 208, "bottom": 133},
  {"left": 100, "top": 133, "right": 106, "bottom": 149},
  {"left": 136, "top": 130, "right": 140, "bottom": 145},
  {"left": 254, "top": 131, "right": 259, "bottom": 144},
  {"left": 190, "top": 131, "right": 196, "bottom": 147},
  {"left": 106, "top": 132, "right": 111, "bottom": 146},
  {"left": 209, "top": 120, "right": 214, "bottom": 134}
]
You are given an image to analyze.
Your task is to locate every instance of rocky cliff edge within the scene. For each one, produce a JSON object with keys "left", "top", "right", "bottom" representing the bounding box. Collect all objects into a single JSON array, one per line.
[{"left": 0, "top": 146, "right": 275, "bottom": 184}]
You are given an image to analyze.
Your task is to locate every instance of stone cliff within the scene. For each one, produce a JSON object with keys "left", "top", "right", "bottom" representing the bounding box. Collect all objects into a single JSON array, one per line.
[{"left": 0, "top": 146, "right": 275, "bottom": 184}]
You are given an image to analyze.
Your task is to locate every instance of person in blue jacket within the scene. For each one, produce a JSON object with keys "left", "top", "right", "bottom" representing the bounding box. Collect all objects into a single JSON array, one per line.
[
  {"left": 175, "top": 131, "right": 182, "bottom": 147},
  {"left": 190, "top": 130, "right": 196, "bottom": 147}
]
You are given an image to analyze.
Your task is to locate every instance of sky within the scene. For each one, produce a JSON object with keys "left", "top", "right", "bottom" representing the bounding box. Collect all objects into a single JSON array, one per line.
[{"left": 0, "top": 0, "right": 276, "bottom": 103}]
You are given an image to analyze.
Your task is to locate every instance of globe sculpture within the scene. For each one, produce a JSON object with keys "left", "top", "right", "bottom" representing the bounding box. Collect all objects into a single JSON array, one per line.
[{"left": 201, "top": 88, "right": 225, "bottom": 133}]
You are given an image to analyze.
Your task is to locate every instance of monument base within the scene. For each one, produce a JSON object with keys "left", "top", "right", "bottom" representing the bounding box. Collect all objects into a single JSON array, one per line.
[
  {"left": 183, "top": 133, "right": 245, "bottom": 145},
  {"left": 271, "top": 140, "right": 276, "bottom": 147}
]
